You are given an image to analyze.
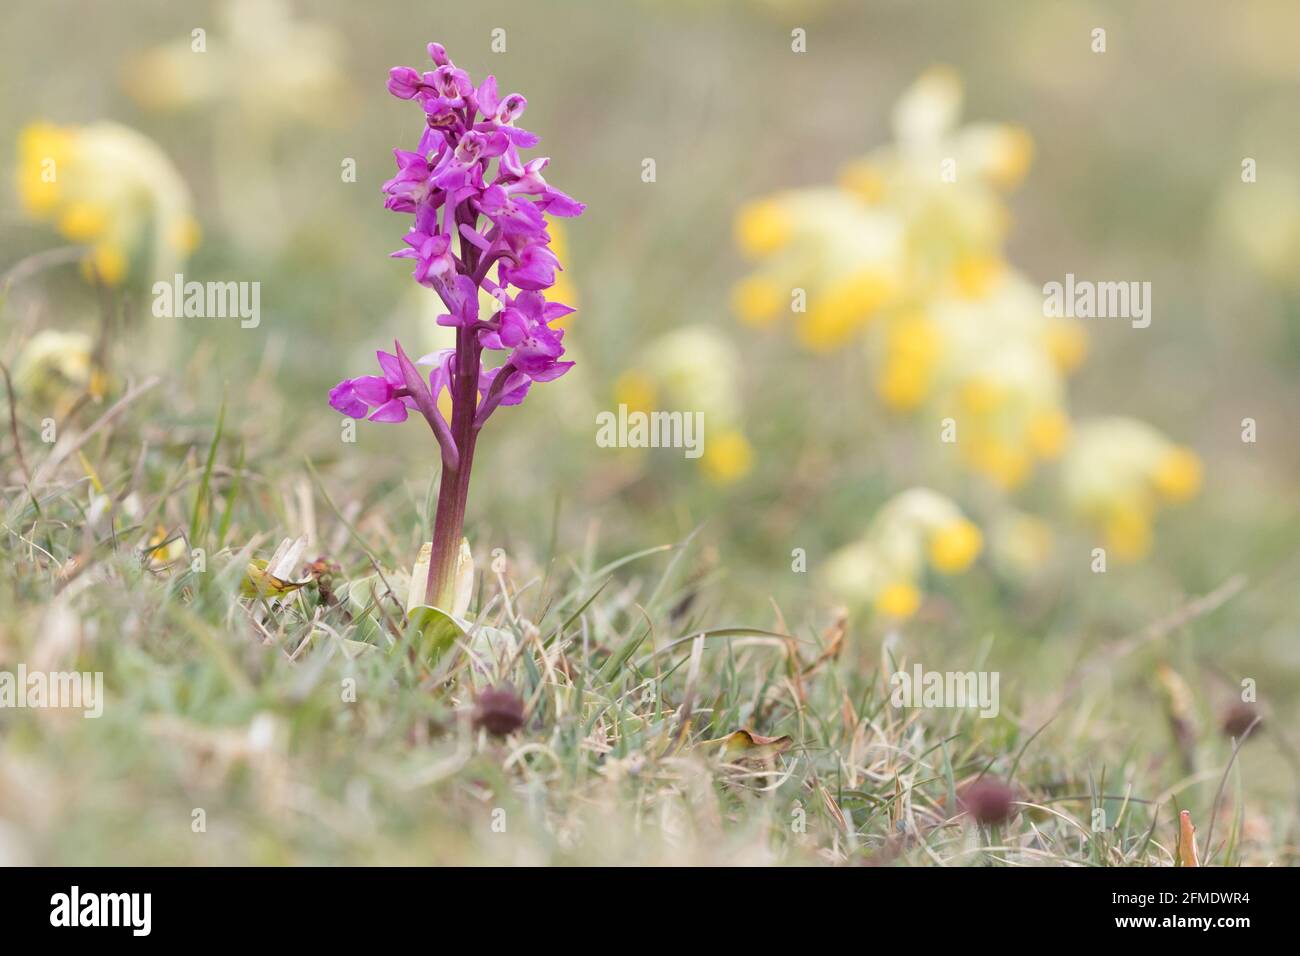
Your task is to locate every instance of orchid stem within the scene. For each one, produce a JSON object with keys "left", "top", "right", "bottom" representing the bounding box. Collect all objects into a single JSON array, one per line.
[{"left": 424, "top": 304, "right": 481, "bottom": 609}]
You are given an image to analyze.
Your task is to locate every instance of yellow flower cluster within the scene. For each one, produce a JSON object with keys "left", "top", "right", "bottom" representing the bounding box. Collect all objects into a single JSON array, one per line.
[
  {"left": 613, "top": 325, "right": 754, "bottom": 484},
  {"left": 11, "top": 330, "right": 109, "bottom": 415},
  {"left": 823, "top": 488, "right": 983, "bottom": 618},
  {"left": 732, "top": 67, "right": 1085, "bottom": 491},
  {"left": 734, "top": 67, "right": 1203, "bottom": 564},
  {"left": 732, "top": 188, "right": 904, "bottom": 350},
  {"left": 1061, "top": 418, "right": 1202, "bottom": 561},
  {"left": 16, "top": 121, "right": 198, "bottom": 286}
]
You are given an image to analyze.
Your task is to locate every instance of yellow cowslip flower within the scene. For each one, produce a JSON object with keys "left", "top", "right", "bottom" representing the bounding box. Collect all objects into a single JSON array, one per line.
[
  {"left": 928, "top": 518, "right": 983, "bottom": 574},
  {"left": 734, "top": 198, "right": 793, "bottom": 258},
  {"left": 951, "top": 253, "right": 1007, "bottom": 300},
  {"left": 702, "top": 428, "right": 754, "bottom": 485},
  {"left": 612, "top": 326, "right": 753, "bottom": 483},
  {"left": 1103, "top": 503, "right": 1153, "bottom": 562},
  {"left": 956, "top": 123, "right": 1035, "bottom": 191},
  {"left": 987, "top": 511, "right": 1055, "bottom": 579},
  {"left": 1062, "top": 417, "right": 1203, "bottom": 561},
  {"left": 942, "top": 345, "right": 1070, "bottom": 488},
  {"left": 730, "top": 274, "right": 787, "bottom": 328},
  {"left": 15, "top": 123, "right": 74, "bottom": 216},
  {"left": 876, "top": 358, "right": 930, "bottom": 411},
  {"left": 16, "top": 121, "right": 198, "bottom": 286},
  {"left": 875, "top": 580, "right": 922, "bottom": 619},
  {"left": 824, "top": 488, "right": 983, "bottom": 617},
  {"left": 895, "top": 278, "right": 1074, "bottom": 487},
  {"left": 1025, "top": 407, "right": 1070, "bottom": 460},
  {"left": 824, "top": 541, "right": 907, "bottom": 614},
  {"left": 799, "top": 270, "right": 898, "bottom": 350},
  {"left": 838, "top": 160, "right": 886, "bottom": 205},
  {"left": 891, "top": 65, "right": 964, "bottom": 149},
  {"left": 642, "top": 325, "right": 744, "bottom": 425},
  {"left": 731, "top": 188, "right": 906, "bottom": 349},
  {"left": 844, "top": 69, "right": 1032, "bottom": 276},
  {"left": 737, "top": 69, "right": 1039, "bottom": 360},
  {"left": 12, "top": 330, "right": 109, "bottom": 415},
  {"left": 612, "top": 369, "right": 658, "bottom": 416},
  {"left": 1044, "top": 317, "right": 1089, "bottom": 373},
  {"left": 887, "top": 67, "right": 1034, "bottom": 194},
  {"left": 1152, "top": 446, "right": 1203, "bottom": 503},
  {"left": 865, "top": 268, "right": 1079, "bottom": 462},
  {"left": 961, "top": 436, "right": 1033, "bottom": 490},
  {"left": 122, "top": 0, "right": 344, "bottom": 253},
  {"left": 123, "top": 0, "right": 345, "bottom": 121}
]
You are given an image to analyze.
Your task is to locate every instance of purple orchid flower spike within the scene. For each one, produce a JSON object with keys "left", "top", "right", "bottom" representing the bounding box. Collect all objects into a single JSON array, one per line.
[{"left": 329, "top": 41, "right": 584, "bottom": 612}]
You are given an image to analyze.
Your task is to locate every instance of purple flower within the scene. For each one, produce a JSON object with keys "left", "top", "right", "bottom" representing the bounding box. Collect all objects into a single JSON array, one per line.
[
  {"left": 329, "top": 350, "right": 423, "bottom": 423},
  {"left": 477, "top": 365, "right": 532, "bottom": 407},
  {"left": 475, "top": 76, "right": 538, "bottom": 147},
  {"left": 435, "top": 275, "right": 481, "bottom": 328},
  {"left": 492, "top": 291, "right": 572, "bottom": 379},
  {"left": 498, "top": 154, "right": 586, "bottom": 217},
  {"left": 391, "top": 229, "right": 455, "bottom": 287},
  {"left": 499, "top": 242, "right": 560, "bottom": 292},
  {"left": 478, "top": 184, "right": 548, "bottom": 239},
  {"left": 382, "top": 149, "right": 435, "bottom": 213},
  {"left": 330, "top": 41, "right": 584, "bottom": 616},
  {"left": 335, "top": 39, "right": 582, "bottom": 432},
  {"left": 426, "top": 42, "right": 452, "bottom": 68}
]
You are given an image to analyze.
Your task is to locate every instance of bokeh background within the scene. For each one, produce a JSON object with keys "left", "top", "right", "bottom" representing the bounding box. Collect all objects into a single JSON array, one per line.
[{"left": 2, "top": 0, "right": 1298, "bottom": 862}]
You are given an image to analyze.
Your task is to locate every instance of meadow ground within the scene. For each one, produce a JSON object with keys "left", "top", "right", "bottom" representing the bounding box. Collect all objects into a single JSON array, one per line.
[{"left": 1, "top": 0, "right": 1298, "bottom": 865}]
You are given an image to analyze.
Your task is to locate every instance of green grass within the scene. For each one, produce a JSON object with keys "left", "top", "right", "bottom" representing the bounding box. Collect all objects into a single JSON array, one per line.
[{"left": 2, "top": 380, "right": 1294, "bottom": 865}]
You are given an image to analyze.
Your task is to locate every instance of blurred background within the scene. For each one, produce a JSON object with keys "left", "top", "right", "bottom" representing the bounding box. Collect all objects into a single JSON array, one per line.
[{"left": 2, "top": 0, "right": 1298, "bottom": 861}]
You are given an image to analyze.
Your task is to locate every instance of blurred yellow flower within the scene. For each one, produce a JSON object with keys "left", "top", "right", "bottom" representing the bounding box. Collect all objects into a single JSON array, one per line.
[
  {"left": 735, "top": 198, "right": 793, "bottom": 258},
  {"left": 874, "top": 580, "right": 922, "bottom": 619},
  {"left": 730, "top": 188, "right": 905, "bottom": 350},
  {"left": 928, "top": 518, "right": 983, "bottom": 574},
  {"left": 799, "top": 269, "right": 898, "bottom": 350},
  {"left": 122, "top": 0, "right": 345, "bottom": 253},
  {"left": 123, "top": 0, "right": 345, "bottom": 119},
  {"left": 1062, "top": 418, "right": 1203, "bottom": 561},
  {"left": 731, "top": 275, "right": 787, "bottom": 328},
  {"left": 1044, "top": 318, "right": 1089, "bottom": 373},
  {"left": 702, "top": 428, "right": 754, "bottom": 484},
  {"left": 12, "top": 330, "right": 108, "bottom": 414},
  {"left": 16, "top": 121, "right": 198, "bottom": 286},
  {"left": 612, "top": 369, "right": 658, "bottom": 415},
  {"left": 1026, "top": 408, "right": 1070, "bottom": 459},
  {"left": 824, "top": 488, "right": 983, "bottom": 616},
  {"left": 1103, "top": 503, "right": 1153, "bottom": 562},
  {"left": 839, "top": 160, "right": 887, "bottom": 204},
  {"left": 951, "top": 253, "right": 1006, "bottom": 300},
  {"left": 617, "top": 325, "right": 754, "bottom": 484},
  {"left": 642, "top": 325, "right": 745, "bottom": 425},
  {"left": 1152, "top": 447, "right": 1203, "bottom": 503},
  {"left": 732, "top": 67, "right": 1075, "bottom": 498},
  {"left": 988, "top": 511, "right": 1055, "bottom": 578}
]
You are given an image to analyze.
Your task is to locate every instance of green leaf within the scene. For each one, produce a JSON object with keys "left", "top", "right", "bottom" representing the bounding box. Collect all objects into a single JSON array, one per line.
[{"left": 407, "top": 605, "right": 466, "bottom": 663}]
